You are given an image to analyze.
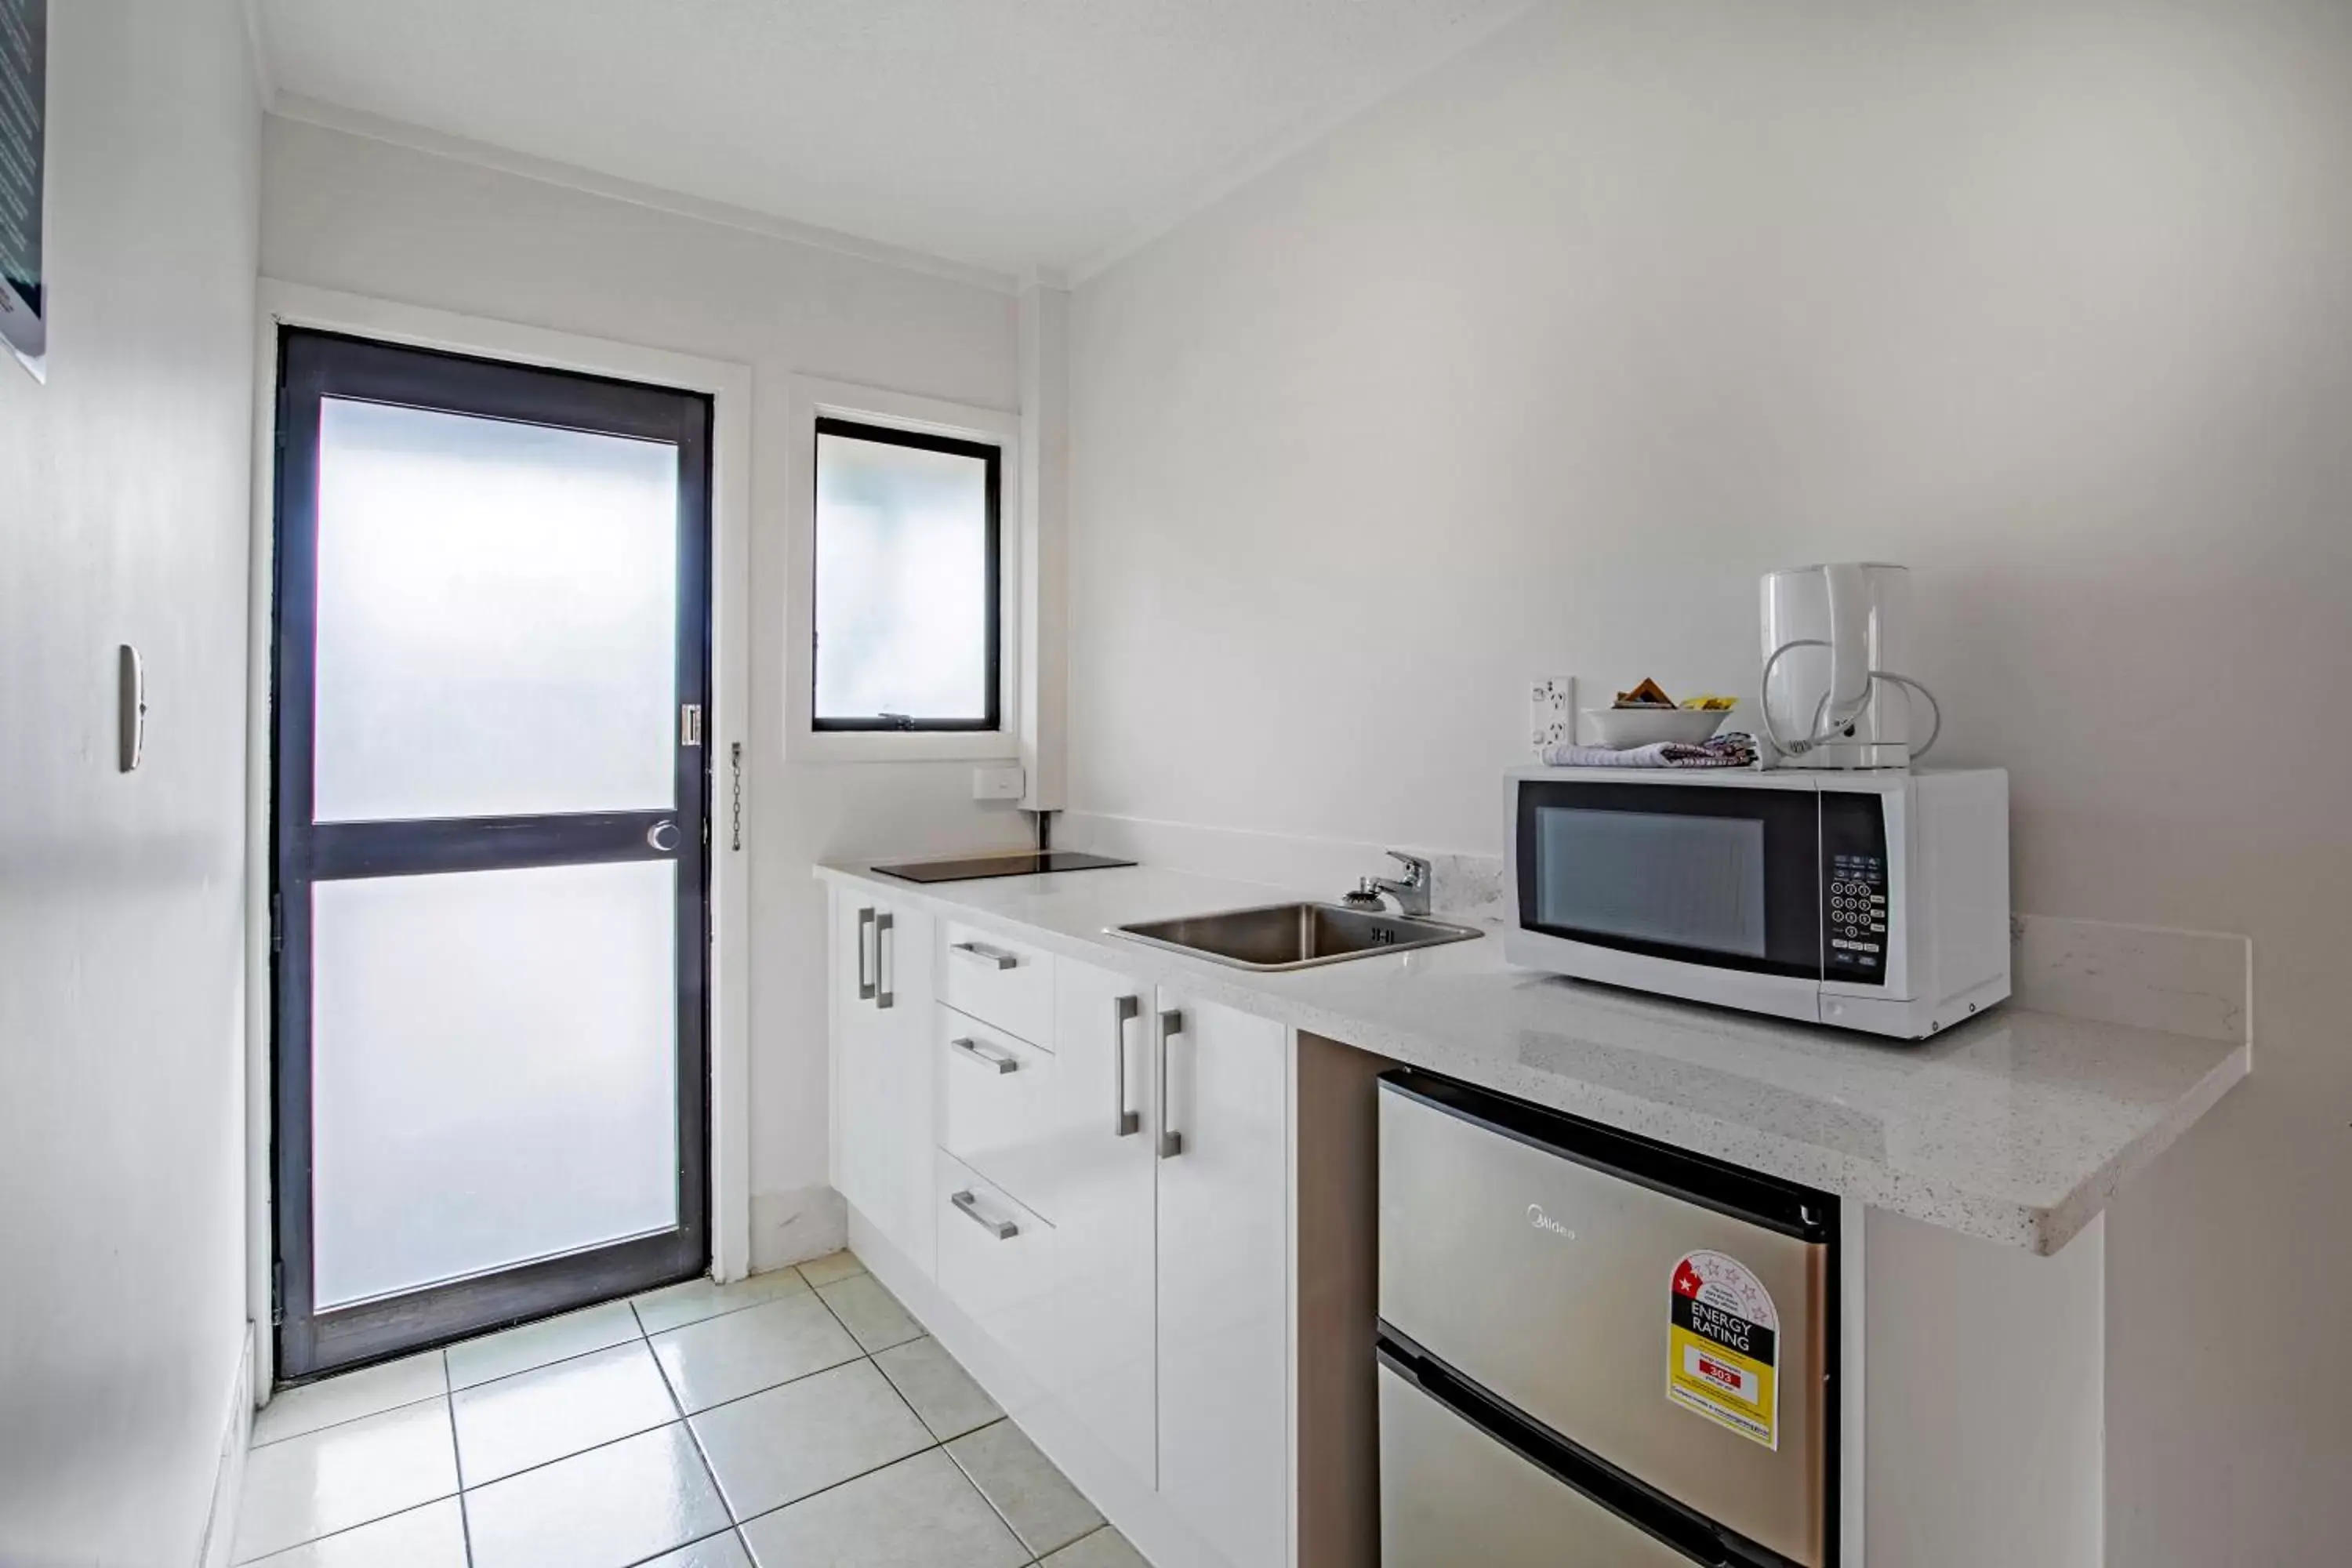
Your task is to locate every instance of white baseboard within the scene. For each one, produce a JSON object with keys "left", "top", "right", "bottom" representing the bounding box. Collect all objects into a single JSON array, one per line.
[{"left": 198, "top": 1323, "right": 257, "bottom": 1568}]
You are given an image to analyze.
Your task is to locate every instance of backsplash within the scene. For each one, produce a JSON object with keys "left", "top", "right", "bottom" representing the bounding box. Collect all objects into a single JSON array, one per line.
[
  {"left": 1054, "top": 811, "right": 1512, "bottom": 922},
  {"left": 1054, "top": 811, "right": 2252, "bottom": 1044}
]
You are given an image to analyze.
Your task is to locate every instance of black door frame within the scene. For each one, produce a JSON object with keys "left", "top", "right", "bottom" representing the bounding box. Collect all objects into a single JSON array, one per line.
[{"left": 270, "top": 328, "right": 714, "bottom": 1381}]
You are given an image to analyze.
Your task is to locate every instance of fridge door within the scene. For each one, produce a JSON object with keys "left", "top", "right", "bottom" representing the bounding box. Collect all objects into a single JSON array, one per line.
[
  {"left": 1378, "top": 1073, "right": 1834, "bottom": 1566},
  {"left": 1379, "top": 1358, "right": 1704, "bottom": 1567}
]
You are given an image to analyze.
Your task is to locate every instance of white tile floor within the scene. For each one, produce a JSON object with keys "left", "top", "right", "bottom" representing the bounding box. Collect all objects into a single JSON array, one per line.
[{"left": 234, "top": 1251, "right": 1150, "bottom": 1568}]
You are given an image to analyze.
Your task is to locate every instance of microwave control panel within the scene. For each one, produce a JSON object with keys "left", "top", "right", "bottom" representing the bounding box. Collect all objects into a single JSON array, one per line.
[{"left": 1821, "top": 794, "right": 1889, "bottom": 985}]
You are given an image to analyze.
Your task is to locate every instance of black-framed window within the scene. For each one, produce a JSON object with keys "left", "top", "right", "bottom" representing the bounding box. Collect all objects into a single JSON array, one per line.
[{"left": 811, "top": 416, "right": 1003, "bottom": 731}]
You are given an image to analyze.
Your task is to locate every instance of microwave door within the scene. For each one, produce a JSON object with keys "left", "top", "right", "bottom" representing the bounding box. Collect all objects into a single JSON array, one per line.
[{"left": 1515, "top": 780, "right": 1823, "bottom": 983}]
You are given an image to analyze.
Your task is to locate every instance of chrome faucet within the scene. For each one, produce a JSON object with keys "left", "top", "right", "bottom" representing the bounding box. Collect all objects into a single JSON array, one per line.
[{"left": 1348, "top": 851, "right": 1434, "bottom": 918}]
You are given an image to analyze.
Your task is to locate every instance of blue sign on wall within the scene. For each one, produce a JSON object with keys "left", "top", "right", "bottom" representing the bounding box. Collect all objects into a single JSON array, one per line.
[{"left": 0, "top": 0, "right": 46, "bottom": 376}]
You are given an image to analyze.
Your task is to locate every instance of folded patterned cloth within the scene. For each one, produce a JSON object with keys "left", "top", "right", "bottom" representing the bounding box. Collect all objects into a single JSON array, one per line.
[{"left": 1542, "top": 731, "right": 1761, "bottom": 769}]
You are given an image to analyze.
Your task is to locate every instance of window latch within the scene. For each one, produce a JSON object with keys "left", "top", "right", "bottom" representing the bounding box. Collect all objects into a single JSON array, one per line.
[{"left": 877, "top": 712, "right": 915, "bottom": 731}]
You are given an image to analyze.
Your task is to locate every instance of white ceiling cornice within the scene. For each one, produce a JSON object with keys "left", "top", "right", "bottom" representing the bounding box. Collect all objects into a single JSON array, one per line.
[
  {"left": 254, "top": 0, "right": 1536, "bottom": 284},
  {"left": 269, "top": 93, "right": 1025, "bottom": 296}
]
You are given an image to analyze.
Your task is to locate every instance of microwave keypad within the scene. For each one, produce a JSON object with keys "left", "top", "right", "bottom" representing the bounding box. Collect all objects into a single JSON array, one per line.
[{"left": 1820, "top": 793, "right": 1892, "bottom": 985}]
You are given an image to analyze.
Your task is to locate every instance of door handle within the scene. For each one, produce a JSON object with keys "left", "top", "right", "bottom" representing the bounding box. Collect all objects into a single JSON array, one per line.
[
  {"left": 1112, "top": 995, "right": 1141, "bottom": 1137},
  {"left": 949, "top": 1036, "right": 1018, "bottom": 1075},
  {"left": 856, "top": 907, "right": 877, "bottom": 1002},
  {"left": 1157, "top": 1008, "right": 1184, "bottom": 1160},
  {"left": 949, "top": 940, "right": 1020, "bottom": 971},
  {"left": 874, "top": 912, "right": 895, "bottom": 1010},
  {"left": 951, "top": 1189, "right": 1018, "bottom": 1240},
  {"left": 646, "top": 819, "right": 681, "bottom": 853}
]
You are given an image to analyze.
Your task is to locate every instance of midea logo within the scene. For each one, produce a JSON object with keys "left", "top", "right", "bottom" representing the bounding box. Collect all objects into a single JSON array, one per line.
[{"left": 1526, "top": 1204, "right": 1577, "bottom": 1240}]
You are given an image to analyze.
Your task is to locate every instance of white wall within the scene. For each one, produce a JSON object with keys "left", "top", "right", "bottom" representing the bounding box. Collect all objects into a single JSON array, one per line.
[
  {"left": 0, "top": 0, "right": 263, "bottom": 1561},
  {"left": 260, "top": 118, "right": 1033, "bottom": 1269},
  {"left": 1067, "top": 1, "right": 2352, "bottom": 1560}
]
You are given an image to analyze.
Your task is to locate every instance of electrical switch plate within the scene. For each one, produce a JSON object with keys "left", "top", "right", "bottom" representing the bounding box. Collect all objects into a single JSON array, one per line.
[
  {"left": 1529, "top": 676, "right": 1573, "bottom": 757},
  {"left": 971, "top": 764, "right": 1026, "bottom": 801}
]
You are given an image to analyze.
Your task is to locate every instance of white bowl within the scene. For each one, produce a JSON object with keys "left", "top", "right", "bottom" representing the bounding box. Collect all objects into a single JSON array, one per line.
[{"left": 1581, "top": 705, "right": 1733, "bottom": 748}]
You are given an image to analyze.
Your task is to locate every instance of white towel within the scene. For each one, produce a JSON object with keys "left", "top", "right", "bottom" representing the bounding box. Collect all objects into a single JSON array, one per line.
[{"left": 1541, "top": 732, "right": 1759, "bottom": 769}]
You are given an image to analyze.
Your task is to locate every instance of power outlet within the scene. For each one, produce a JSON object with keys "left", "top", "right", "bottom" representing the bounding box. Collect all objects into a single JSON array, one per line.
[
  {"left": 971, "top": 764, "right": 1027, "bottom": 801},
  {"left": 1529, "top": 677, "right": 1574, "bottom": 756}
]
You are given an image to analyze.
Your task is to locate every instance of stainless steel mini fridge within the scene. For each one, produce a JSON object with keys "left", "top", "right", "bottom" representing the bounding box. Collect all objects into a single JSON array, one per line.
[{"left": 1377, "top": 1071, "right": 1838, "bottom": 1568}]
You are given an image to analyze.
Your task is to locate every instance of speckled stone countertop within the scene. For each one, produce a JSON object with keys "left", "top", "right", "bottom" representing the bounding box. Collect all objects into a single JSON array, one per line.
[{"left": 818, "top": 862, "right": 2248, "bottom": 1254}]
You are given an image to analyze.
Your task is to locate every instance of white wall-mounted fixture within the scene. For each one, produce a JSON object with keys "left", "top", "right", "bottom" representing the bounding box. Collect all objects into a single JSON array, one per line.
[
  {"left": 118, "top": 644, "right": 147, "bottom": 771},
  {"left": 971, "top": 764, "right": 1025, "bottom": 802}
]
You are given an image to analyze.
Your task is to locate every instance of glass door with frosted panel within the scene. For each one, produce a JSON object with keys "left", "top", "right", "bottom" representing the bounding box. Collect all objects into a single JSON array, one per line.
[{"left": 271, "top": 330, "right": 711, "bottom": 1379}]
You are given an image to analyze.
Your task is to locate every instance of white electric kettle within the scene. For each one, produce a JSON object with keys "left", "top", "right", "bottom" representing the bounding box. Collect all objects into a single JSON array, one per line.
[{"left": 1759, "top": 562, "right": 1940, "bottom": 769}]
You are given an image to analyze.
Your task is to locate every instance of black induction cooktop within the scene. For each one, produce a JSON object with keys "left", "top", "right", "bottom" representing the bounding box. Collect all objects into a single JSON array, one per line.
[{"left": 871, "top": 850, "right": 1137, "bottom": 884}]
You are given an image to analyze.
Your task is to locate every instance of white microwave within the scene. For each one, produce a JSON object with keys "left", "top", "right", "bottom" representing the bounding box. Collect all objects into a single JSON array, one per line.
[{"left": 1504, "top": 767, "right": 2011, "bottom": 1039}]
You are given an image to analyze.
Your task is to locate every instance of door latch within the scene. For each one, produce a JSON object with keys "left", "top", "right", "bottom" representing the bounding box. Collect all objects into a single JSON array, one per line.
[{"left": 680, "top": 704, "right": 703, "bottom": 746}]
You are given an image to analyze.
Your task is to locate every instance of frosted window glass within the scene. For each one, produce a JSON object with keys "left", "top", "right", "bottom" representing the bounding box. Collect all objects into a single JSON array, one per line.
[
  {"left": 310, "top": 862, "right": 678, "bottom": 1308},
  {"left": 313, "top": 398, "right": 680, "bottom": 822},
  {"left": 814, "top": 429, "right": 993, "bottom": 724}
]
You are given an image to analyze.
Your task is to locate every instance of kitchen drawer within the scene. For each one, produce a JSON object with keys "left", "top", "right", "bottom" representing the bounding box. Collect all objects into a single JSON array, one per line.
[
  {"left": 935, "top": 1150, "right": 1061, "bottom": 1361},
  {"left": 938, "top": 921, "right": 1055, "bottom": 1047},
  {"left": 938, "top": 1007, "right": 1058, "bottom": 1219}
]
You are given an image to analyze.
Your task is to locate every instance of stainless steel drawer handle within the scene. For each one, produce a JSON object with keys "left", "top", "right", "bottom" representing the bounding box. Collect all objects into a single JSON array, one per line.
[
  {"left": 949, "top": 1036, "right": 1018, "bottom": 1075},
  {"left": 1112, "top": 995, "right": 1141, "bottom": 1137},
  {"left": 874, "top": 911, "right": 895, "bottom": 1010},
  {"left": 1157, "top": 1007, "right": 1184, "bottom": 1160},
  {"left": 855, "top": 907, "right": 877, "bottom": 1001},
  {"left": 949, "top": 940, "right": 1020, "bottom": 971},
  {"left": 951, "top": 1189, "right": 1018, "bottom": 1240}
]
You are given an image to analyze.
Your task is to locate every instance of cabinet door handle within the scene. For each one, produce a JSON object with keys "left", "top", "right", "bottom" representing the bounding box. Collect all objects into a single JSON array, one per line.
[
  {"left": 1112, "top": 995, "right": 1141, "bottom": 1137},
  {"left": 949, "top": 940, "right": 1020, "bottom": 971},
  {"left": 1157, "top": 1008, "right": 1184, "bottom": 1160},
  {"left": 874, "top": 912, "right": 895, "bottom": 1010},
  {"left": 951, "top": 1189, "right": 1018, "bottom": 1240},
  {"left": 949, "top": 1036, "right": 1018, "bottom": 1075},
  {"left": 855, "top": 907, "right": 877, "bottom": 1002}
]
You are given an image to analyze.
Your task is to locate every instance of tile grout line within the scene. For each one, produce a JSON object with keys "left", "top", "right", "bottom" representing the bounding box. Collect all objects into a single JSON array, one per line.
[
  {"left": 248, "top": 1386, "right": 452, "bottom": 1450},
  {"left": 245, "top": 1262, "right": 881, "bottom": 1564},
  {"left": 444, "top": 1349, "right": 478, "bottom": 1568}
]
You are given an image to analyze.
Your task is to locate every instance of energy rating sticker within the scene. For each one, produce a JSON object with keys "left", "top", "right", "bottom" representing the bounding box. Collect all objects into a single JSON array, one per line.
[{"left": 1667, "top": 1250, "right": 1780, "bottom": 1450}]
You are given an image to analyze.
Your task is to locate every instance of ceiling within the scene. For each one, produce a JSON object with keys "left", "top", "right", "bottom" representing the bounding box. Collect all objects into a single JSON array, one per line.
[{"left": 256, "top": 0, "right": 1533, "bottom": 283}]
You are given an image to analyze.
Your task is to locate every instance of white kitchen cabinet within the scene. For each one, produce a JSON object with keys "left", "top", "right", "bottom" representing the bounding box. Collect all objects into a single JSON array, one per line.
[
  {"left": 829, "top": 891, "right": 1292, "bottom": 1568},
  {"left": 1036, "top": 958, "right": 1162, "bottom": 1493},
  {"left": 1152, "top": 987, "right": 1290, "bottom": 1568},
  {"left": 829, "top": 887, "right": 937, "bottom": 1276}
]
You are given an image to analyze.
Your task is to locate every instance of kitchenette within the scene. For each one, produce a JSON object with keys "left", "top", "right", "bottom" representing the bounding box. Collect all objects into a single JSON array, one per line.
[{"left": 815, "top": 837, "right": 2248, "bottom": 1568}]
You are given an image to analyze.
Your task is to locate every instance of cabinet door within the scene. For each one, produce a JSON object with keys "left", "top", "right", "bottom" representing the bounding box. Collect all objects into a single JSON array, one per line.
[
  {"left": 829, "top": 891, "right": 937, "bottom": 1276},
  {"left": 1154, "top": 991, "right": 1289, "bottom": 1568},
  {"left": 831, "top": 890, "right": 891, "bottom": 1226},
  {"left": 875, "top": 901, "right": 937, "bottom": 1273},
  {"left": 1036, "top": 958, "right": 1160, "bottom": 1490}
]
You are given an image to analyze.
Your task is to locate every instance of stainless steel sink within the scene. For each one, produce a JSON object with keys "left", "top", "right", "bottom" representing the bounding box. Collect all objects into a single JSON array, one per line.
[{"left": 1112, "top": 901, "right": 1483, "bottom": 971}]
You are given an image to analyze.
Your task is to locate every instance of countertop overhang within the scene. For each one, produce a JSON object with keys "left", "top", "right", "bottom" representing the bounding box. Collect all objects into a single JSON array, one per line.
[{"left": 818, "top": 861, "right": 2249, "bottom": 1254}]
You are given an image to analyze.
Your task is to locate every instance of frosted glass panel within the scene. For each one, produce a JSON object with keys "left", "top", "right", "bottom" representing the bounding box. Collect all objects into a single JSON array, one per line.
[
  {"left": 313, "top": 398, "right": 680, "bottom": 822},
  {"left": 814, "top": 429, "right": 993, "bottom": 722},
  {"left": 310, "top": 862, "right": 678, "bottom": 1308}
]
